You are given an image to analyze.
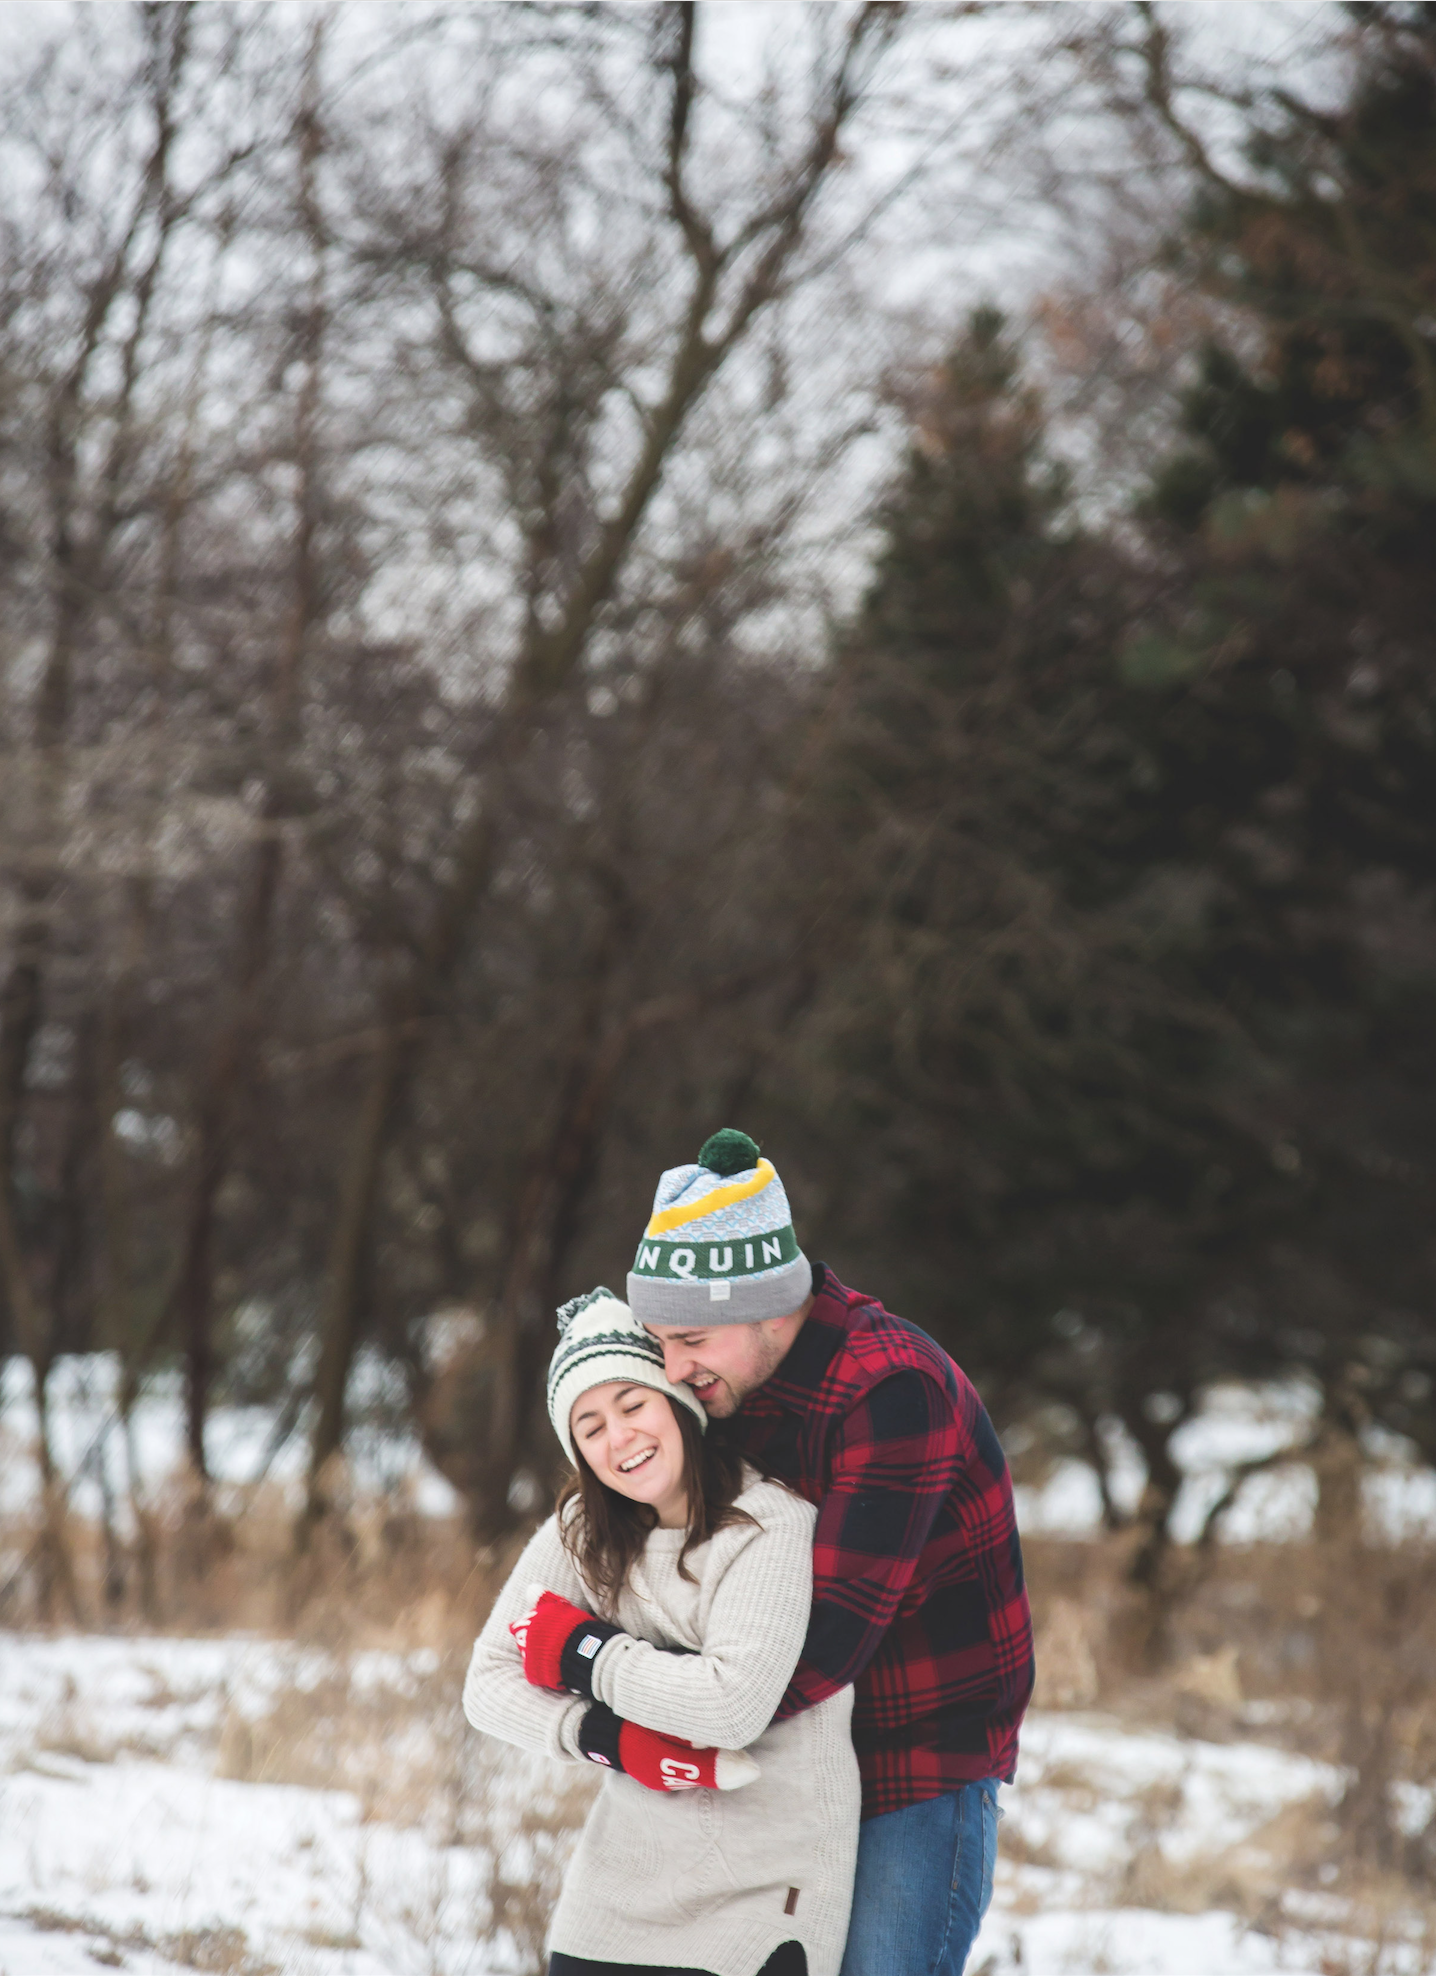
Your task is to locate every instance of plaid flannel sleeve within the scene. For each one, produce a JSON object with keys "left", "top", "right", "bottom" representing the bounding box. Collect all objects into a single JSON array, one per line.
[{"left": 772, "top": 1369, "right": 963, "bottom": 1722}]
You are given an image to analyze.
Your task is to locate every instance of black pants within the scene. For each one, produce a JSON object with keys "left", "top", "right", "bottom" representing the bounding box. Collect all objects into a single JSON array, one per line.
[{"left": 549, "top": 1943, "right": 807, "bottom": 1976}]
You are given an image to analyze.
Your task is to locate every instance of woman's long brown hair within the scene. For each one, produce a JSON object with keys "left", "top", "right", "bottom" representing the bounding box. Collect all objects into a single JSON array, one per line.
[{"left": 556, "top": 1399, "right": 757, "bottom": 1616}]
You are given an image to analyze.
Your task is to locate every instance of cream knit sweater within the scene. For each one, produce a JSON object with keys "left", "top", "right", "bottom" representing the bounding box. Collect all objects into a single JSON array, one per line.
[{"left": 463, "top": 1474, "right": 859, "bottom": 1976}]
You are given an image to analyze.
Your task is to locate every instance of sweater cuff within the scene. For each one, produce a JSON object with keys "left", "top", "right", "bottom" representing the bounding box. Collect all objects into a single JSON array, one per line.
[
  {"left": 556, "top": 1698, "right": 592, "bottom": 1763},
  {"left": 577, "top": 1702, "right": 625, "bottom": 1774}
]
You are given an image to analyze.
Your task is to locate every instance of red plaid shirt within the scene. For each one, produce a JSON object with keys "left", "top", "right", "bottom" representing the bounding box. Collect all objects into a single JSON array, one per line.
[{"left": 732, "top": 1265, "right": 1034, "bottom": 1819}]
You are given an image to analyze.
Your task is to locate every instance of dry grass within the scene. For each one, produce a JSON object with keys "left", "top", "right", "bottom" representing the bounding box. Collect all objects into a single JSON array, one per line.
[
  {"left": 23, "top": 1908, "right": 279, "bottom": 1975},
  {"left": 1021, "top": 1526, "right": 1436, "bottom": 1930},
  {"left": 485, "top": 1782, "right": 602, "bottom": 1976},
  {"left": 211, "top": 1635, "right": 600, "bottom": 1849},
  {"left": 1112, "top": 1791, "right": 1330, "bottom": 1921},
  {"left": 205, "top": 1588, "right": 598, "bottom": 1972},
  {"left": 0, "top": 1471, "right": 501, "bottom": 1652}
]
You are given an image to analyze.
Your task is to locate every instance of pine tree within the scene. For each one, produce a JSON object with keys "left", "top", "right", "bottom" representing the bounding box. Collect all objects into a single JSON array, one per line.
[
  {"left": 801, "top": 312, "right": 1283, "bottom": 1558},
  {"left": 1126, "top": 5, "right": 1436, "bottom": 1477},
  {"left": 801, "top": 16, "right": 1436, "bottom": 1612}
]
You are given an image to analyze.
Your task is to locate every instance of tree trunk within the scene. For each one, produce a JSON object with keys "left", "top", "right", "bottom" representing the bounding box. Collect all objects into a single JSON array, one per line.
[
  {"left": 123, "top": 1397, "right": 163, "bottom": 1626},
  {"left": 169, "top": 827, "right": 287, "bottom": 1484},
  {"left": 171, "top": 19, "right": 326, "bottom": 1488},
  {"left": 464, "top": 967, "right": 757, "bottom": 1537},
  {"left": 1122, "top": 1397, "right": 1191, "bottom": 1669},
  {"left": 1312, "top": 1368, "right": 1367, "bottom": 1550},
  {"left": 299, "top": 1020, "right": 407, "bottom": 1538},
  {"left": 32, "top": 1356, "right": 83, "bottom": 1625}
]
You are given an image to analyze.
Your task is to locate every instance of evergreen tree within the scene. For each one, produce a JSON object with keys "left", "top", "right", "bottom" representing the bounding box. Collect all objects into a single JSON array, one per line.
[
  {"left": 799, "top": 13, "right": 1436, "bottom": 1608},
  {"left": 1128, "top": 3, "right": 1436, "bottom": 1477},
  {"left": 798, "top": 311, "right": 1285, "bottom": 1572}
]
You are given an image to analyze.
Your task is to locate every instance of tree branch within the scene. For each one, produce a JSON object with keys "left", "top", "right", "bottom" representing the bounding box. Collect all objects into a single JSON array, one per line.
[{"left": 1132, "top": 3, "right": 1246, "bottom": 202}]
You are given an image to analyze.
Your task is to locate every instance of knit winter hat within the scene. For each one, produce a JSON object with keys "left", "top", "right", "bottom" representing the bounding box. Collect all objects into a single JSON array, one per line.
[
  {"left": 546, "top": 1286, "right": 708, "bottom": 1464},
  {"left": 626, "top": 1130, "right": 811, "bottom": 1327}
]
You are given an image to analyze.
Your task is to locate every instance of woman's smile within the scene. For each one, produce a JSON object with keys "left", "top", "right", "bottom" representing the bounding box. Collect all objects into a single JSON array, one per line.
[{"left": 570, "top": 1382, "right": 690, "bottom": 1526}]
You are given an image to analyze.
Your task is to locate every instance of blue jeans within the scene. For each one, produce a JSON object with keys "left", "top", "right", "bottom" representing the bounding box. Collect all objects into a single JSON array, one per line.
[{"left": 838, "top": 1782, "right": 1000, "bottom": 1976}]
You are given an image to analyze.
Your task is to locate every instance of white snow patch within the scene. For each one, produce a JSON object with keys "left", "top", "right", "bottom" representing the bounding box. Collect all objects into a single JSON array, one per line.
[{"left": 0, "top": 1630, "right": 572, "bottom": 1976}]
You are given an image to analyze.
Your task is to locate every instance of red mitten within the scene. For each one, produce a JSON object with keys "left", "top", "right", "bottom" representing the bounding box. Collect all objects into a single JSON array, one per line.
[
  {"left": 579, "top": 1704, "right": 760, "bottom": 1792},
  {"left": 510, "top": 1585, "right": 620, "bottom": 1694}
]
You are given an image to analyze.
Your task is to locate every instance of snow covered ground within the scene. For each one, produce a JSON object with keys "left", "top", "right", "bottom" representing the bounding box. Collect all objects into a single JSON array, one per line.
[
  {"left": 0, "top": 1630, "right": 567, "bottom": 1976},
  {"left": 0, "top": 1631, "right": 1426, "bottom": 1976},
  {"left": 2, "top": 1356, "right": 1434, "bottom": 1973}
]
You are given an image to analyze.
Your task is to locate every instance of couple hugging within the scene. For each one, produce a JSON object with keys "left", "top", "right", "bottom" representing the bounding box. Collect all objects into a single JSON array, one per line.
[{"left": 464, "top": 1131, "right": 1035, "bottom": 1976}]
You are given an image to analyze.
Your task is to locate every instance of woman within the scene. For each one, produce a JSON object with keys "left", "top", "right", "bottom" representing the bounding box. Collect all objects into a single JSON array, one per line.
[{"left": 463, "top": 1287, "right": 860, "bottom": 1976}]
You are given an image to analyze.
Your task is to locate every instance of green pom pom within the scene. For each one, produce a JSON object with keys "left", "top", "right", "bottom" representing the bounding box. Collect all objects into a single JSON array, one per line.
[{"left": 698, "top": 1129, "right": 761, "bottom": 1177}]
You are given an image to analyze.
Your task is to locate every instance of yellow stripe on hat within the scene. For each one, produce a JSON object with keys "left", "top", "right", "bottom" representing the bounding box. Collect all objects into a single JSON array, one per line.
[{"left": 645, "top": 1158, "right": 777, "bottom": 1237}]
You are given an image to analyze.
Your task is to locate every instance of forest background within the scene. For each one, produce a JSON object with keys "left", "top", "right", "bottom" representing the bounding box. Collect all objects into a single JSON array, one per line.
[{"left": 1, "top": 0, "right": 1435, "bottom": 1947}]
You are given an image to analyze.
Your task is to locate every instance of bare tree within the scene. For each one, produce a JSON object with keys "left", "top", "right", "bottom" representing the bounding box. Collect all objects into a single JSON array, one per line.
[
  {"left": 161, "top": 19, "right": 330, "bottom": 1494},
  {"left": 0, "top": 0, "right": 1049, "bottom": 1579},
  {"left": 296, "top": 1, "right": 915, "bottom": 1535},
  {"left": 0, "top": 4, "right": 208, "bottom": 1612}
]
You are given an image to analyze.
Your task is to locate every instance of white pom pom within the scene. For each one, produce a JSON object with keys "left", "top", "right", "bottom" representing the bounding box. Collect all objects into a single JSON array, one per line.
[
  {"left": 713, "top": 1748, "right": 761, "bottom": 1791},
  {"left": 556, "top": 1286, "right": 619, "bottom": 1335}
]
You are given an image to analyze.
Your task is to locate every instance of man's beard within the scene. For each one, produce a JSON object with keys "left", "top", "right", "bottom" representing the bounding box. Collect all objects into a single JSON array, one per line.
[
  {"left": 697, "top": 1327, "right": 788, "bottom": 1416},
  {"left": 698, "top": 1383, "right": 738, "bottom": 1419}
]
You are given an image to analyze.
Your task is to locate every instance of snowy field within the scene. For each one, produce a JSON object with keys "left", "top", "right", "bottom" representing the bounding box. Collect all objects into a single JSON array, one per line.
[
  {"left": 0, "top": 1630, "right": 555, "bottom": 1976},
  {"left": 0, "top": 1630, "right": 1428, "bottom": 1976},
  {"left": 3, "top": 1359, "right": 1435, "bottom": 1972}
]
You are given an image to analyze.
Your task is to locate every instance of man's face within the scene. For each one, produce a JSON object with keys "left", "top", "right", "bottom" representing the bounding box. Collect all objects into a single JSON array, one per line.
[{"left": 644, "top": 1313, "right": 800, "bottom": 1418}]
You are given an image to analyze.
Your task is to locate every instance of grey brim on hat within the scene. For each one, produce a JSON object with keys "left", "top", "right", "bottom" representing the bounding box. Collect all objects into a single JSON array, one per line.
[{"left": 627, "top": 1252, "right": 812, "bottom": 1327}]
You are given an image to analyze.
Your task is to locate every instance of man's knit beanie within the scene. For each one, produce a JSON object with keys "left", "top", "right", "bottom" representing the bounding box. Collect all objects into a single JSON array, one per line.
[
  {"left": 626, "top": 1130, "right": 811, "bottom": 1327},
  {"left": 546, "top": 1286, "right": 708, "bottom": 1464}
]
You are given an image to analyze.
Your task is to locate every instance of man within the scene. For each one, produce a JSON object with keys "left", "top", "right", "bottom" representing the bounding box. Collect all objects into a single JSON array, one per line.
[{"left": 626, "top": 1130, "right": 1034, "bottom": 1976}]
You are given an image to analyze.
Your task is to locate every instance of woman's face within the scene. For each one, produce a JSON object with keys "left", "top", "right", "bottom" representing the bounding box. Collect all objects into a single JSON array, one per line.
[{"left": 570, "top": 1382, "right": 689, "bottom": 1528}]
